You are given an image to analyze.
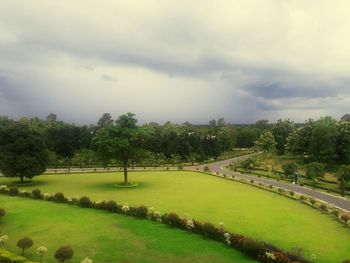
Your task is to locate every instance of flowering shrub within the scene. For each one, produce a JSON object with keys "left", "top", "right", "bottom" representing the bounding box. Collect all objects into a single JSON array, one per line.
[
  {"left": 36, "top": 246, "right": 47, "bottom": 262},
  {"left": 43, "top": 193, "right": 51, "bottom": 200},
  {"left": 0, "top": 248, "right": 35, "bottom": 263},
  {"left": 121, "top": 204, "right": 130, "bottom": 213},
  {"left": 19, "top": 190, "right": 31, "bottom": 198}
]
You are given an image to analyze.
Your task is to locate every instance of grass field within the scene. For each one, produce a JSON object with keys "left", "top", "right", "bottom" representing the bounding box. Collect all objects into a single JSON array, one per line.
[
  {"left": 1, "top": 171, "right": 350, "bottom": 262},
  {"left": 0, "top": 195, "right": 255, "bottom": 263}
]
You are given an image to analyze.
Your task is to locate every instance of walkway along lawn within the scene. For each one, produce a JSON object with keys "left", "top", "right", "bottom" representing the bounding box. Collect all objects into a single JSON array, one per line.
[
  {"left": 1, "top": 171, "right": 350, "bottom": 262},
  {"left": 0, "top": 195, "right": 256, "bottom": 263}
]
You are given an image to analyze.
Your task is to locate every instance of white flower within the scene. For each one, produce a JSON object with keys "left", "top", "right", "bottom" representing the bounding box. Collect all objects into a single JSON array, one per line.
[
  {"left": 186, "top": 219, "right": 194, "bottom": 229},
  {"left": 122, "top": 204, "right": 130, "bottom": 213},
  {"left": 36, "top": 246, "right": 48, "bottom": 255},
  {"left": 43, "top": 193, "right": 51, "bottom": 200},
  {"left": 81, "top": 257, "right": 93, "bottom": 263},
  {"left": 0, "top": 235, "right": 9, "bottom": 247},
  {"left": 224, "top": 233, "right": 231, "bottom": 245},
  {"left": 265, "top": 252, "right": 276, "bottom": 260},
  {"left": 184, "top": 213, "right": 189, "bottom": 220}
]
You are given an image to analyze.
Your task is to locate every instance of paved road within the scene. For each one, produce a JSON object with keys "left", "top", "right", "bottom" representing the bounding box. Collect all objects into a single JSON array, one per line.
[{"left": 187, "top": 153, "right": 350, "bottom": 212}]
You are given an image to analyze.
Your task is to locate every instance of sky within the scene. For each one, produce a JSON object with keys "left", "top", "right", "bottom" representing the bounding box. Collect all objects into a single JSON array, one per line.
[{"left": 0, "top": 1, "right": 350, "bottom": 125}]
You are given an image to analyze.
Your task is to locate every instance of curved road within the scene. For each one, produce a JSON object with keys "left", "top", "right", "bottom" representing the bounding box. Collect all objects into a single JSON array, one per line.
[{"left": 187, "top": 153, "right": 350, "bottom": 212}]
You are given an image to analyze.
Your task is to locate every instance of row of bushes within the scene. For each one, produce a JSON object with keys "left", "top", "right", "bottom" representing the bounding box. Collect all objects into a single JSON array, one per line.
[
  {"left": 206, "top": 171, "right": 350, "bottom": 228},
  {"left": 0, "top": 185, "right": 311, "bottom": 263}
]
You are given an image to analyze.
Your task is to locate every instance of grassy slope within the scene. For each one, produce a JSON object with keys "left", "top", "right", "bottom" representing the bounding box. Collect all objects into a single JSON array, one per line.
[
  {"left": 1, "top": 171, "right": 350, "bottom": 262},
  {"left": 0, "top": 195, "right": 255, "bottom": 263}
]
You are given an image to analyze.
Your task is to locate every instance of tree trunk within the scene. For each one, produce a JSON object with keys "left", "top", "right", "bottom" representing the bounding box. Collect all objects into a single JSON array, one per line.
[
  {"left": 22, "top": 247, "right": 24, "bottom": 255},
  {"left": 20, "top": 176, "right": 24, "bottom": 183},
  {"left": 123, "top": 160, "right": 128, "bottom": 185}
]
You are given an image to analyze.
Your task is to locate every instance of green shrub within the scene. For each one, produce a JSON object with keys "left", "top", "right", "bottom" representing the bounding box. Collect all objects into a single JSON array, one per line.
[
  {"left": 135, "top": 206, "right": 148, "bottom": 218},
  {"left": 54, "top": 245, "right": 74, "bottom": 263},
  {"left": 9, "top": 187, "right": 19, "bottom": 196},
  {"left": 54, "top": 192, "right": 65, "bottom": 203},
  {"left": 319, "top": 204, "right": 328, "bottom": 212},
  {"left": 17, "top": 237, "right": 33, "bottom": 256},
  {"left": 309, "top": 198, "right": 316, "bottom": 205},
  {"left": 203, "top": 166, "right": 210, "bottom": 173},
  {"left": 340, "top": 214, "right": 350, "bottom": 225},
  {"left": 238, "top": 238, "right": 263, "bottom": 258},
  {"left": 289, "top": 191, "right": 295, "bottom": 197},
  {"left": 202, "top": 222, "right": 216, "bottom": 238},
  {"left": 31, "top": 189, "right": 41, "bottom": 199},
  {"left": 0, "top": 208, "right": 5, "bottom": 218},
  {"left": 163, "top": 212, "right": 180, "bottom": 227},
  {"left": 105, "top": 200, "right": 118, "bottom": 212},
  {"left": 79, "top": 196, "right": 92, "bottom": 208},
  {"left": 282, "top": 162, "right": 298, "bottom": 178}
]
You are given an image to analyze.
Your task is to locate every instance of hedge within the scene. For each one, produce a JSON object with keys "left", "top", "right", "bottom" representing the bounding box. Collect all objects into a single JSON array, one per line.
[{"left": 0, "top": 185, "right": 311, "bottom": 263}]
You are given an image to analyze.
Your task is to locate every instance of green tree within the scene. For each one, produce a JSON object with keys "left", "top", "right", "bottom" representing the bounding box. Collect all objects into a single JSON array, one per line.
[
  {"left": 0, "top": 122, "right": 48, "bottom": 183},
  {"left": 54, "top": 246, "right": 74, "bottom": 263},
  {"left": 336, "top": 121, "right": 350, "bottom": 163},
  {"left": 282, "top": 162, "right": 298, "bottom": 178},
  {"left": 309, "top": 116, "right": 337, "bottom": 163},
  {"left": 305, "top": 162, "right": 325, "bottom": 180},
  {"left": 93, "top": 113, "right": 148, "bottom": 184},
  {"left": 97, "top": 113, "right": 113, "bottom": 128},
  {"left": 255, "top": 131, "right": 276, "bottom": 155},
  {"left": 17, "top": 237, "right": 33, "bottom": 256},
  {"left": 272, "top": 119, "right": 295, "bottom": 154},
  {"left": 217, "top": 126, "right": 236, "bottom": 152},
  {"left": 286, "top": 119, "right": 313, "bottom": 158},
  {"left": 338, "top": 166, "right": 350, "bottom": 196}
]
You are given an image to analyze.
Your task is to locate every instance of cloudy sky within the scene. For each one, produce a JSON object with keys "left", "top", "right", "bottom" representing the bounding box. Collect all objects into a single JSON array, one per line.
[{"left": 1, "top": 1, "right": 350, "bottom": 124}]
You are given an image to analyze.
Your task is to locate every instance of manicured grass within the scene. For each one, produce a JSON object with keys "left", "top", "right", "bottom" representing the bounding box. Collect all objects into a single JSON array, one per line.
[
  {"left": 0, "top": 195, "right": 255, "bottom": 263},
  {"left": 1, "top": 171, "right": 350, "bottom": 262}
]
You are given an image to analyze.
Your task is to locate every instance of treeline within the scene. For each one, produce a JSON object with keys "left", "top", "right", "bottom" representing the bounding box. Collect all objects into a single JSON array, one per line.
[
  {"left": 256, "top": 115, "right": 350, "bottom": 164},
  {"left": 0, "top": 113, "right": 261, "bottom": 168}
]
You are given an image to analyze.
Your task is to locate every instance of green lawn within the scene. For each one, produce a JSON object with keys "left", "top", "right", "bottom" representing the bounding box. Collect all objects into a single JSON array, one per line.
[
  {"left": 0, "top": 195, "right": 255, "bottom": 263},
  {"left": 1, "top": 171, "right": 350, "bottom": 262}
]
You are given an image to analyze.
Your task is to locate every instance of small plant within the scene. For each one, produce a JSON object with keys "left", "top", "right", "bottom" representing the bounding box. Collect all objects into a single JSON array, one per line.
[
  {"left": 164, "top": 212, "right": 180, "bottom": 227},
  {"left": 37, "top": 246, "right": 48, "bottom": 263},
  {"left": 0, "top": 235, "right": 9, "bottom": 248},
  {"left": 202, "top": 222, "right": 216, "bottom": 238},
  {"left": 32, "top": 189, "right": 42, "bottom": 199},
  {"left": 79, "top": 196, "right": 92, "bottom": 208},
  {"left": 0, "top": 208, "right": 5, "bottom": 219},
  {"left": 203, "top": 166, "right": 210, "bottom": 173},
  {"left": 17, "top": 237, "right": 33, "bottom": 256},
  {"left": 319, "top": 204, "right": 328, "bottom": 212},
  {"left": 54, "top": 192, "right": 65, "bottom": 202},
  {"left": 250, "top": 180, "right": 254, "bottom": 184},
  {"left": 309, "top": 198, "right": 316, "bottom": 205},
  {"left": 105, "top": 200, "right": 118, "bottom": 212},
  {"left": 54, "top": 245, "right": 74, "bottom": 263},
  {"left": 289, "top": 191, "right": 295, "bottom": 197},
  {"left": 177, "top": 165, "right": 183, "bottom": 170},
  {"left": 81, "top": 257, "right": 93, "bottom": 263},
  {"left": 9, "top": 187, "right": 19, "bottom": 196},
  {"left": 340, "top": 214, "right": 350, "bottom": 226}
]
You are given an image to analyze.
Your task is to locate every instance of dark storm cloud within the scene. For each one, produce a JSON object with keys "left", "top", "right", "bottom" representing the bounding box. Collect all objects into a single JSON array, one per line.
[{"left": 1, "top": 1, "right": 350, "bottom": 123}]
